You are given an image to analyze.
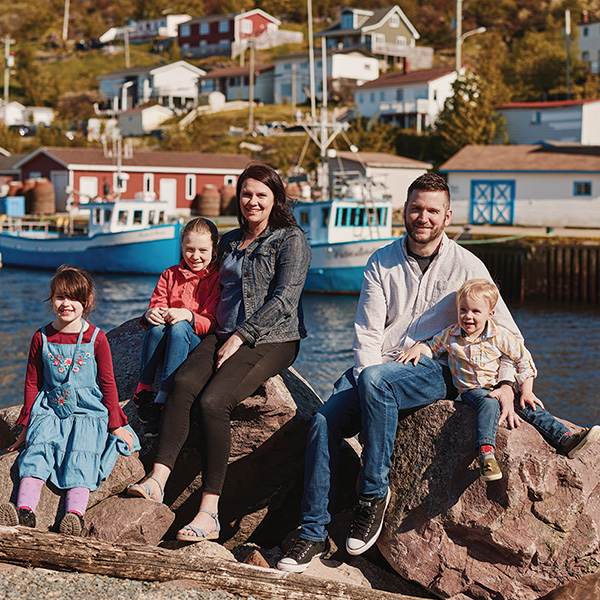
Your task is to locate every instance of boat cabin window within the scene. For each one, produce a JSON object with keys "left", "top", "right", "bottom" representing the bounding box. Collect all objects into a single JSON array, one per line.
[
  {"left": 158, "top": 211, "right": 166, "bottom": 224},
  {"left": 148, "top": 210, "right": 156, "bottom": 224},
  {"left": 322, "top": 208, "right": 330, "bottom": 227},
  {"left": 92, "top": 209, "right": 103, "bottom": 225},
  {"left": 299, "top": 210, "right": 309, "bottom": 226},
  {"left": 105, "top": 209, "right": 112, "bottom": 223},
  {"left": 118, "top": 210, "right": 128, "bottom": 225},
  {"left": 133, "top": 210, "right": 143, "bottom": 225}
]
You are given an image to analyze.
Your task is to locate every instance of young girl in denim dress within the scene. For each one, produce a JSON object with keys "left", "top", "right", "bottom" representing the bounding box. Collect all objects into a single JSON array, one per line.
[
  {"left": 132, "top": 217, "right": 221, "bottom": 437},
  {"left": 0, "top": 265, "right": 139, "bottom": 535}
]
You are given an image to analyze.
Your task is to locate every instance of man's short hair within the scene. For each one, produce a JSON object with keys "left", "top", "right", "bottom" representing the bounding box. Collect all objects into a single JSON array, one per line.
[
  {"left": 407, "top": 173, "right": 450, "bottom": 209},
  {"left": 456, "top": 278, "right": 499, "bottom": 312}
]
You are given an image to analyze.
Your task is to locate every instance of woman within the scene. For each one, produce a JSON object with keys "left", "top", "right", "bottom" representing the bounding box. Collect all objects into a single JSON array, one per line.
[{"left": 128, "top": 162, "right": 311, "bottom": 541}]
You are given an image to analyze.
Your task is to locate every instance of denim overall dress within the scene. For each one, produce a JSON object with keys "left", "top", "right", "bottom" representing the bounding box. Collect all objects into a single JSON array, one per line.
[{"left": 19, "top": 321, "right": 138, "bottom": 491}]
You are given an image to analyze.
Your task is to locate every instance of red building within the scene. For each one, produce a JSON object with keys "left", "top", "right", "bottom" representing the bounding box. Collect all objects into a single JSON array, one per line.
[
  {"left": 178, "top": 9, "right": 280, "bottom": 58},
  {"left": 14, "top": 147, "right": 252, "bottom": 213}
]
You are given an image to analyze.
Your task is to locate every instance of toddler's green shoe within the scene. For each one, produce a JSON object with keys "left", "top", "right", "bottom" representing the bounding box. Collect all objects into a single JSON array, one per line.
[{"left": 481, "top": 456, "right": 502, "bottom": 482}]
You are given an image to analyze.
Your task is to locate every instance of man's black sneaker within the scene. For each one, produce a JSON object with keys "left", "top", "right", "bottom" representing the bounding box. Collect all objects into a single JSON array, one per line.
[
  {"left": 346, "top": 488, "right": 391, "bottom": 556},
  {"left": 133, "top": 389, "right": 154, "bottom": 423},
  {"left": 144, "top": 403, "right": 163, "bottom": 438},
  {"left": 277, "top": 537, "right": 329, "bottom": 573}
]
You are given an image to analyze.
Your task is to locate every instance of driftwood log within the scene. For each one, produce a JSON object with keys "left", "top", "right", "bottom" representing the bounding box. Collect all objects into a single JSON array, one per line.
[{"left": 0, "top": 526, "right": 423, "bottom": 600}]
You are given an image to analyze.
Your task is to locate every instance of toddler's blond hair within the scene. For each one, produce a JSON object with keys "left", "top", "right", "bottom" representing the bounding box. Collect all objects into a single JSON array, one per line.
[{"left": 456, "top": 279, "right": 499, "bottom": 312}]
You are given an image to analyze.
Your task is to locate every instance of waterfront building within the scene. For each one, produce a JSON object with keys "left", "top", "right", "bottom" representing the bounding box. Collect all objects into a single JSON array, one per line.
[{"left": 440, "top": 143, "right": 600, "bottom": 227}]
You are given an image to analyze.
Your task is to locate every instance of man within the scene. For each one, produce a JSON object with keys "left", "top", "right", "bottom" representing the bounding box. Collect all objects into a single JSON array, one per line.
[{"left": 278, "top": 173, "right": 522, "bottom": 573}]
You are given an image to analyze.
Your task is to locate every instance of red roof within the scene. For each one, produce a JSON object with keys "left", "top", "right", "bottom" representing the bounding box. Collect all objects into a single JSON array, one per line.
[
  {"left": 358, "top": 67, "right": 455, "bottom": 90},
  {"left": 496, "top": 99, "right": 600, "bottom": 109},
  {"left": 17, "top": 147, "right": 252, "bottom": 171},
  {"left": 440, "top": 144, "right": 600, "bottom": 173}
]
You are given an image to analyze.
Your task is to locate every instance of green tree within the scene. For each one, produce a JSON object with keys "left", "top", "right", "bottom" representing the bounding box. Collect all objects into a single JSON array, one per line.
[{"left": 434, "top": 69, "right": 505, "bottom": 160}]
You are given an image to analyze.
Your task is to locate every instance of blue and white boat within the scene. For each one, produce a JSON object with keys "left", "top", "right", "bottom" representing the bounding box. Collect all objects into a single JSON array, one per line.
[
  {"left": 294, "top": 173, "right": 396, "bottom": 293},
  {"left": 0, "top": 198, "right": 182, "bottom": 274}
]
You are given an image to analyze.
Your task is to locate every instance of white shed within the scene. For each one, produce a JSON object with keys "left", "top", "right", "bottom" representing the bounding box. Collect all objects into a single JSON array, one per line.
[
  {"left": 440, "top": 143, "right": 600, "bottom": 228},
  {"left": 118, "top": 105, "right": 173, "bottom": 137}
]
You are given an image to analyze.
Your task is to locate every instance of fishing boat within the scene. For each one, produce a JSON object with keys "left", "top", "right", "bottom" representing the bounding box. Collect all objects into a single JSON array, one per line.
[
  {"left": 0, "top": 196, "right": 182, "bottom": 274},
  {"left": 293, "top": 171, "right": 396, "bottom": 293}
]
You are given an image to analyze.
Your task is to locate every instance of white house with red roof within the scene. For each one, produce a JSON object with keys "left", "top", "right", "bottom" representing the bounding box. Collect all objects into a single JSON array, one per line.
[
  {"left": 354, "top": 66, "right": 458, "bottom": 131},
  {"left": 178, "top": 9, "right": 301, "bottom": 59},
  {"left": 327, "top": 150, "right": 432, "bottom": 209},
  {"left": 14, "top": 147, "right": 251, "bottom": 213},
  {"left": 495, "top": 99, "right": 600, "bottom": 145},
  {"left": 439, "top": 143, "right": 600, "bottom": 227}
]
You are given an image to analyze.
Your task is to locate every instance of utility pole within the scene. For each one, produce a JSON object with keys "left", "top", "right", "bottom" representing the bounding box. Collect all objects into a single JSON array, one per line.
[
  {"left": 455, "top": 0, "right": 462, "bottom": 72},
  {"left": 291, "top": 63, "right": 296, "bottom": 116},
  {"left": 62, "top": 0, "right": 70, "bottom": 41},
  {"left": 248, "top": 40, "right": 255, "bottom": 133},
  {"left": 565, "top": 9, "right": 572, "bottom": 100},
  {"left": 307, "top": 0, "right": 316, "bottom": 119},
  {"left": 3, "top": 36, "right": 14, "bottom": 105}
]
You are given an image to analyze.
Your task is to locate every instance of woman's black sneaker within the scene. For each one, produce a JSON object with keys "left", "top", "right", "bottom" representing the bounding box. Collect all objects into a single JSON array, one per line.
[
  {"left": 277, "top": 537, "right": 329, "bottom": 572},
  {"left": 133, "top": 389, "right": 154, "bottom": 423}
]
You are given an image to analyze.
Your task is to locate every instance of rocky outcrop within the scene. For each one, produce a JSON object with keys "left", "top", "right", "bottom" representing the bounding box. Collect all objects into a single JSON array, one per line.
[
  {"left": 106, "top": 318, "right": 361, "bottom": 547},
  {"left": 378, "top": 400, "right": 600, "bottom": 600}
]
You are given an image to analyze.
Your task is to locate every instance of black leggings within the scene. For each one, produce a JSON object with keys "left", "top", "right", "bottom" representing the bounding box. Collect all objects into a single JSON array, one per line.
[{"left": 155, "top": 334, "right": 300, "bottom": 495}]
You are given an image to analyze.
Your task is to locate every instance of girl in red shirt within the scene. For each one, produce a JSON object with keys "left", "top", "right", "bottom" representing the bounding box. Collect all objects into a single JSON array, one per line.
[{"left": 134, "top": 218, "right": 221, "bottom": 436}]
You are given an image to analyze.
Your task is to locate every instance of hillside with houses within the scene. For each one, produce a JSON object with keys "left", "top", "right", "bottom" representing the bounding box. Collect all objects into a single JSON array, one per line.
[{"left": 1, "top": 0, "right": 600, "bottom": 228}]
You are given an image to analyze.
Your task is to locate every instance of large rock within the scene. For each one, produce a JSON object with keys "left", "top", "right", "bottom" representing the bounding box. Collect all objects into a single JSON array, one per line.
[
  {"left": 378, "top": 401, "right": 600, "bottom": 600},
  {"left": 85, "top": 495, "right": 174, "bottom": 545},
  {"left": 107, "top": 318, "right": 362, "bottom": 547}
]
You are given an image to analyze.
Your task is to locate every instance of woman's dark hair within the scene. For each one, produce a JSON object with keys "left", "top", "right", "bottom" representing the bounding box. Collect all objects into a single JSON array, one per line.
[
  {"left": 235, "top": 162, "right": 298, "bottom": 231},
  {"left": 46, "top": 265, "right": 97, "bottom": 317}
]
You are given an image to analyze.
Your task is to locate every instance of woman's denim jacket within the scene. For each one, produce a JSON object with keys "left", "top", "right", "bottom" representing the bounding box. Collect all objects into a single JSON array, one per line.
[{"left": 218, "top": 225, "right": 311, "bottom": 346}]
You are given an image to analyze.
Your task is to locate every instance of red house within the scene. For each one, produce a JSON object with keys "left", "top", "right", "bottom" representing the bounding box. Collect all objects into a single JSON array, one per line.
[
  {"left": 178, "top": 9, "right": 280, "bottom": 58},
  {"left": 14, "top": 147, "right": 252, "bottom": 213}
]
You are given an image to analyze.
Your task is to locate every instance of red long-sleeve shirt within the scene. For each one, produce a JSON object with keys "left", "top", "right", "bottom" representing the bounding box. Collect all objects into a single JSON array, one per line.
[
  {"left": 18, "top": 324, "right": 128, "bottom": 430},
  {"left": 146, "top": 261, "right": 221, "bottom": 336}
]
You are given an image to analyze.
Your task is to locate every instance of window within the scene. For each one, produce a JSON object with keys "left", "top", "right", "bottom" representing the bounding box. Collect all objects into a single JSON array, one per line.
[
  {"left": 583, "top": 26, "right": 589, "bottom": 37},
  {"left": 224, "top": 175, "right": 236, "bottom": 186},
  {"left": 200, "top": 23, "right": 209, "bottom": 35},
  {"left": 531, "top": 111, "right": 542, "bottom": 125},
  {"left": 374, "top": 33, "right": 385, "bottom": 46},
  {"left": 370, "top": 92, "right": 375, "bottom": 102},
  {"left": 29, "top": 171, "right": 42, "bottom": 179},
  {"left": 219, "top": 20, "right": 230, "bottom": 33},
  {"left": 143, "top": 173, "right": 154, "bottom": 193},
  {"left": 380, "top": 91, "right": 385, "bottom": 101},
  {"left": 186, "top": 174, "right": 196, "bottom": 200},
  {"left": 322, "top": 207, "right": 330, "bottom": 227},
  {"left": 574, "top": 181, "right": 592, "bottom": 196},
  {"left": 300, "top": 211, "right": 309, "bottom": 225},
  {"left": 133, "top": 210, "right": 143, "bottom": 225},
  {"left": 219, "top": 39, "right": 229, "bottom": 47},
  {"left": 242, "top": 19, "right": 253, "bottom": 34},
  {"left": 583, "top": 51, "right": 590, "bottom": 62},
  {"left": 200, "top": 40, "right": 207, "bottom": 47},
  {"left": 118, "top": 210, "right": 128, "bottom": 224},
  {"left": 341, "top": 12, "right": 354, "bottom": 29},
  {"left": 396, "top": 35, "right": 407, "bottom": 46},
  {"left": 358, "top": 93, "right": 364, "bottom": 103},
  {"left": 396, "top": 89, "right": 404, "bottom": 101},
  {"left": 390, "top": 14, "right": 400, "bottom": 28},
  {"left": 180, "top": 24, "right": 190, "bottom": 37}
]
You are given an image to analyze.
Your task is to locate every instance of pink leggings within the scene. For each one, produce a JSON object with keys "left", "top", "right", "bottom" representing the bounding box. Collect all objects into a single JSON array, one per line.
[{"left": 17, "top": 477, "right": 90, "bottom": 516}]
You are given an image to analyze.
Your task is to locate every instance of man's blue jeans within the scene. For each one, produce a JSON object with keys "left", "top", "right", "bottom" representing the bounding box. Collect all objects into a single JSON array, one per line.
[
  {"left": 139, "top": 321, "right": 201, "bottom": 393},
  {"left": 461, "top": 387, "right": 571, "bottom": 449},
  {"left": 298, "top": 357, "right": 452, "bottom": 542}
]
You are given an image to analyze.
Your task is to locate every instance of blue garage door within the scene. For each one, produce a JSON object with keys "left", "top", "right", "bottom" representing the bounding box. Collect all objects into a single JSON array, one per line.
[{"left": 470, "top": 180, "right": 515, "bottom": 225}]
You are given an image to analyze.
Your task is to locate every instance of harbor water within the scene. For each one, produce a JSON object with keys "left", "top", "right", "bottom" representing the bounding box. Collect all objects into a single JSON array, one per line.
[{"left": 1, "top": 267, "right": 599, "bottom": 427}]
